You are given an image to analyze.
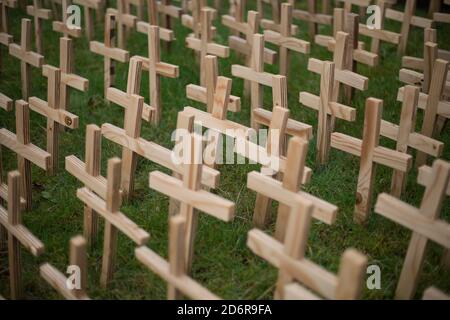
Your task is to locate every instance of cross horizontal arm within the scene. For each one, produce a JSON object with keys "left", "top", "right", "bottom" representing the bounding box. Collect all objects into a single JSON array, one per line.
[
  {"left": 101, "top": 123, "right": 219, "bottom": 189},
  {"left": 264, "top": 30, "right": 310, "bottom": 54},
  {"left": 0, "top": 206, "right": 44, "bottom": 256},
  {"left": 9, "top": 43, "right": 43, "bottom": 67},
  {"left": 0, "top": 33, "right": 13, "bottom": 46},
  {"left": 0, "top": 129, "right": 50, "bottom": 170},
  {"left": 331, "top": 133, "right": 412, "bottom": 172},
  {"left": 299, "top": 92, "right": 356, "bottom": 121},
  {"left": 40, "top": 264, "right": 90, "bottom": 300},
  {"left": 106, "top": 87, "right": 154, "bottom": 122},
  {"left": 260, "top": 19, "right": 298, "bottom": 34},
  {"left": 375, "top": 193, "right": 450, "bottom": 249},
  {"left": 106, "top": 8, "right": 137, "bottom": 27},
  {"left": 185, "top": 37, "right": 229, "bottom": 58},
  {"left": 247, "top": 171, "right": 336, "bottom": 225},
  {"left": 89, "top": 41, "right": 130, "bottom": 62},
  {"left": 186, "top": 84, "right": 240, "bottom": 112},
  {"left": 292, "top": 9, "right": 332, "bottom": 25},
  {"left": 325, "top": 39, "right": 378, "bottom": 67},
  {"left": 137, "top": 21, "right": 174, "bottom": 42},
  {"left": 0, "top": 92, "right": 13, "bottom": 111},
  {"left": 385, "top": 8, "right": 433, "bottom": 29},
  {"left": 253, "top": 108, "right": 313, "bottom": 139},
  {"left": 134, "top": 56, "right": 179, "bottom": 78},
  {"left": 28, "top": 97, "right": 79, "bottom": 129},
  {"left": 359, "top": 24, "right": 401, "bottom": 44},
  {"left": 26, "top": 5, "right": 52, "bottom": 19},
  {"left": 52, "top": 21, "right": 82, "bottom": 38},
  {"left": 157, "top": 2, "right": 182, "bottom": 18},
  {"left": 73, "top": 0, "right": 101, "bottom": 9},
  {"left": 397, "top": 86, "right": 450, "bottom": 119},
  {"left": 417, "top": 166, "right": 450, "bottom": 196},
  {"left": 149, "top": 171, "right": 235, "bottom": 222},
  {"left": 231, "top": 65, "right": 273, "bottom": 86},
  {"left": 77, "top": 187, "right": 149, "bottom": 245},
  {"left": 42, "top": 65, "right": 88, "bottom": 92},
  {"left": 283, "top": 283, "right": 321, "bottom": 300},
  {"left": 135, "top": 246, "right": 220, "bottom": 300},
  {"left": 228, "top": 36, "right": 277, "bottom": 64}
]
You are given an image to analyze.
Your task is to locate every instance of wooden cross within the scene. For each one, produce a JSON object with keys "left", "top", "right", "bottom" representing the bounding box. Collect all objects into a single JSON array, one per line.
[
  {"left": 73, "top": 0, "right": 101, "bottom": 40},
  {"left": 231, "top": 34, "right": 279, "bottom": 130},
  {"left": 288, "top": 0, "right": 332, "bottom": 39},
  {"left": 135, "top": 25, "right": 179, "bottom": 124},
  {"left": 358, "top": 0, "right": 401, "bottom": 56},
  {"left": 77, "top": 157, "right": 150, "bottom": 287},
  {"left": 264, "top": 3, "right": 310, "bottom": 77},
  {"left": 250, "top": 137, "right": 337, "bottom": 243},
  {"left": 0, "top": 100, "right": 50, "bottom": 210},
  {"left": 40, "top": 235, "right": 90, "bottom": 300},
  {"left": 381, "top": 85, "right": 443, "bottom": 197},
  {"left": 0, "top": 90, "right": 12, "bottom": 110},
  {"left": 26, "top": 0, "right": 52, "bottom": 54},
  {"left": 106, "top": 0, "right": 137, "bottom": 49},
  {"left": 65, "top": 124, "right": 104, "bottom": 245},
  {"left": 228, "top": 0, "right": 246, "bottom": 37},
  {"left": 28, "top": 65, "right": 79, "bottom": 175},
  {"left": 186, "top": 8, "right": 229, "bottom": 87},
  {"left": 257, "top": 0, "right": 280, "bottom": 24},
  {"left": 149, "top": 132, "right": 234, "bottom": 273},
  {"left": 259, "top": 2, "right": 297, "bottom": 35},
  {"left": 53, "top": 0, "right": 83, "bottom": 38},
  {"left": 0, "top": 171, "right": 44, "bottom": 299},
  {"left": 0, "top": 0, "right": 17, "bottom": 35},
  {"left": 299, "top": 54, "right": 368, "bottom": 165},
  {"left": 181, "top": 0, "right": 217, "bottom": 38},
  {"left": 90, "top": 13, "right": 130, "bottom": 99},
  {"left": 375, "top": 159, "right": 450, "bottom": 299},
  {"left": 423, "top": 287, "right": 450, "bottom": 300},
  {"left": 331, "top": 98, "right": 412, "bottom": 224},
  {"left": 384, "top": 0, "right": 434, "bottom": 55},
  {"left": 126, "top": 0, "right": 144, "bottom": 20},
  {"left": 8, "top": 18, "right": 44, "bottom": 99},
  {"left": 247, "top": 163, "right": 367, "bottom": 299},
  {"left": 222, "top": 10, "right": 277, "bottom": 96},
  {"left": 338, "top": 0, "right": 371, "bottom": 15},
  {"left": 147, "top": 0, "right": 182, "bottom": 41},
  {"left": 138, "top": 0, "right": 176, "bottom": 44},
  {"left": 135, "top": 215, "right": 220, "bottom": 300},
  {"left": 434, "top": 0, "right": 450, "bottom": 25},
  {"left": 42, "top": 37, "right": 89, "bottom": 112},
  {"left": 186, "top": 55, "right": 240, "bottom": 113}
]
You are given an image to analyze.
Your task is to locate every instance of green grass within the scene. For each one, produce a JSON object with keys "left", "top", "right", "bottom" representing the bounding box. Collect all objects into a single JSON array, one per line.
[{"left": 0, "top": 1, "right": 449, "bottom": 300}]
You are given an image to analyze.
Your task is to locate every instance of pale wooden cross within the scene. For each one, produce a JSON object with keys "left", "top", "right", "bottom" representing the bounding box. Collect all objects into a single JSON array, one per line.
[
  {"left": 0, "top": 170, "right": 44, "bottom": 299},
  {"left": 186, "top": 55, "right": 240, "bottom": 113},
  {"left": 73, "top": 0, "right": 101, "bottom": 40},
  {"left": 181, "top": 0, "right": 217, "bottom": 38},
  {"left": 90, "top": 13, "right": 130, "bottom": 100},
  {"left": 106, "top": 0, "right": 137, "bottom": 49},
  {"left": 77, "top": 157, "right": 150, "bottom": 287},
  {"left": 147, "top": 0, "right": 182, "bottom": 45},
  {"left": 250, "top": 137, "right": 337, "bottom": 243},
  {"left": 26, "top": 0, "right": 52, "bottom": 54},
  {"left": 0, "top": 89, "right": 12, "bottom": 110},
  {"left": 149, "top": 132, "right": 235, "bottom": 273},
  {"left": 288, "top": 0, "right": 333, "bottom": 39},
  {"left": 53, "top": 0, "right": 83, "bottom": 38},
  {"left": 8, "top": 18, "right": 44, "bottom": 99},
  {"left": 358, "top": 0, "right": 401, "bottom": 56},
  {"left": 222, "top": 10, "right": 277, "bottom": 96},
  {"left": 375, "top": 159, "right": 450, "bottom": 299},
  {"left": 338, "top": 0, "right": 371, "bottom": 15},
  {"left": 186, "top": 8, "right": 229, "bottom": 87},
  {"left": 139, "top": 0, "right": 176, "bottom": 44},
  {"left": 135, "top": 25, "right": 179, "bottom": 124},
  {"left": 40, "top": 235, "right": 90, "bottom": 300},
  {"left": 228, "top": 0, "right": 246, "bottom": 37},
  {"left": 428, "top": 0, "right": 441, "bottom": 17},
  {"left": 247, "top": 156, "right": 367, "bottom": 298},
  {"left": 257, "top": 0, "right": 280, "bottom": 24},
  {"left": 43, "top": 37, "right": 89, "bottom": 112},
  {"left": 65, "top": 124, "right": 104, "bottom": 245},
  {"left": 384, "top": 0, "right": 434, "bottom": 55},
  {"left": 423, "top": 287, "right": 450, "bottom": 300},
  {"left": 331, "top": 98, "right": 412, "bottom": 224},
  {"left": 28, "top": 65, "right": 79, "bottom": 175},
  {"left": 0, "top": 100, "right": 51, "bottom": 210},
  {"left": 264, "top": 3, "right": 310, "bottom": 77},
  {"left": 126, "top": 0, "right": 144, "bottom": 20},
  {"left": 434, "top": 0, "right": 450, "bottom": 25},
  {"left": 381, "top": 85, "right": 443, "bottom": 197},
  {"left": 299, "top": 53, "right": 368, "bottom": 165},
  {"left": 259, "top": 2, "right": 297, "bottom": 35},
  {"left": 231, "top": 33, "right": 278, "bottom": 130},
  {"left": 135, "top": 215, "right": 220, "bottom": 300},
  {"left": 0, "top": 0, "right": 17, "bottom": 35}
]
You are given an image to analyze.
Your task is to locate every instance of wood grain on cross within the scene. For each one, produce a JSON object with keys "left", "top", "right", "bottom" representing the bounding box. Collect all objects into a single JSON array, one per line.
[
  {"left": 8, "top": 19, "right": 44, "bottom": 99},
  {"left": 231, "top": 34, "right": 278, "bottom": 130},
  {"left": 375, "top": 159, "right": 450, "bottom": 300},
  {"left": 331, "top": 98, "right": 412, "bottom": 224},
  {"left": 149, "top": 132, "right": 235, "bottom": 273},
  {"left": 26, "top": 0, "right": 52, "bottom": 54},
  {"left": 134, "top": 25, "right": 179, "bottom": 124},
  {"left": 65, "top": 124, "right": 104, "bottom": 245},
  {"left": 136, "top": 215, "right": 220, "bottom": 300},
  {"left": 138, "top": 11, "right": 175, "bottom": 44},
  {"left": 76, "top": 157, "right": 150, "bottom": 287},
  {"left": 53, "top": 0, "right": 83, "bottom": 38},
  {"left": 288, "top": 0, "right": 332, "bottom": 39},
  {"left": 40, "top": 235, "right": 90, "bottom": 300},
  {"left": 106, "top": 0, "right": 137, "bottom": 49},
  {"left": 181, "top": 0, "right": 216, "bottom": 38},
  {"left": 28, "top": 65, "right": 79, "bottom": 175},
  {"left": 300, "top": 53, "right": 368, "bottom": 165},
  {"left": 147, "top": 0, "right": 182, "bottom": 44},
  {"left": 381, "top": 85, "right": 443, "bottom": 197},
  {"left": 186, "top": 8, "right": 229, "bottom": 87},
  {"left": 186, "top": 55, "right": 241, "bottom": 113},
  {"left": 73, "top": 0, "right": 101, "bottom": 40},
  {"left": 0, "top": 100, "right": 50, "bottom": 210},
  {"left": 247, "top": 158, "right": 366, "bottom": 298},
  {"left": 0, "top": 171, "right": 44, "bottom": 299},
  {"left": 90, "top": 13, "right": 130, "bottom": 99},
  {"left": 42, "top": 37, "right": 89, "bottom": 112},
  {"left": 264, "top": 3, "right": 310, "bottom": 77}
]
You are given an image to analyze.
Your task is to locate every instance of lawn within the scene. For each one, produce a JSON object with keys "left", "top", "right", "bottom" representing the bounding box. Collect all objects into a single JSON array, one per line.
[{"left": 0, "top": 1, "right": 449, "bottom": 299}]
